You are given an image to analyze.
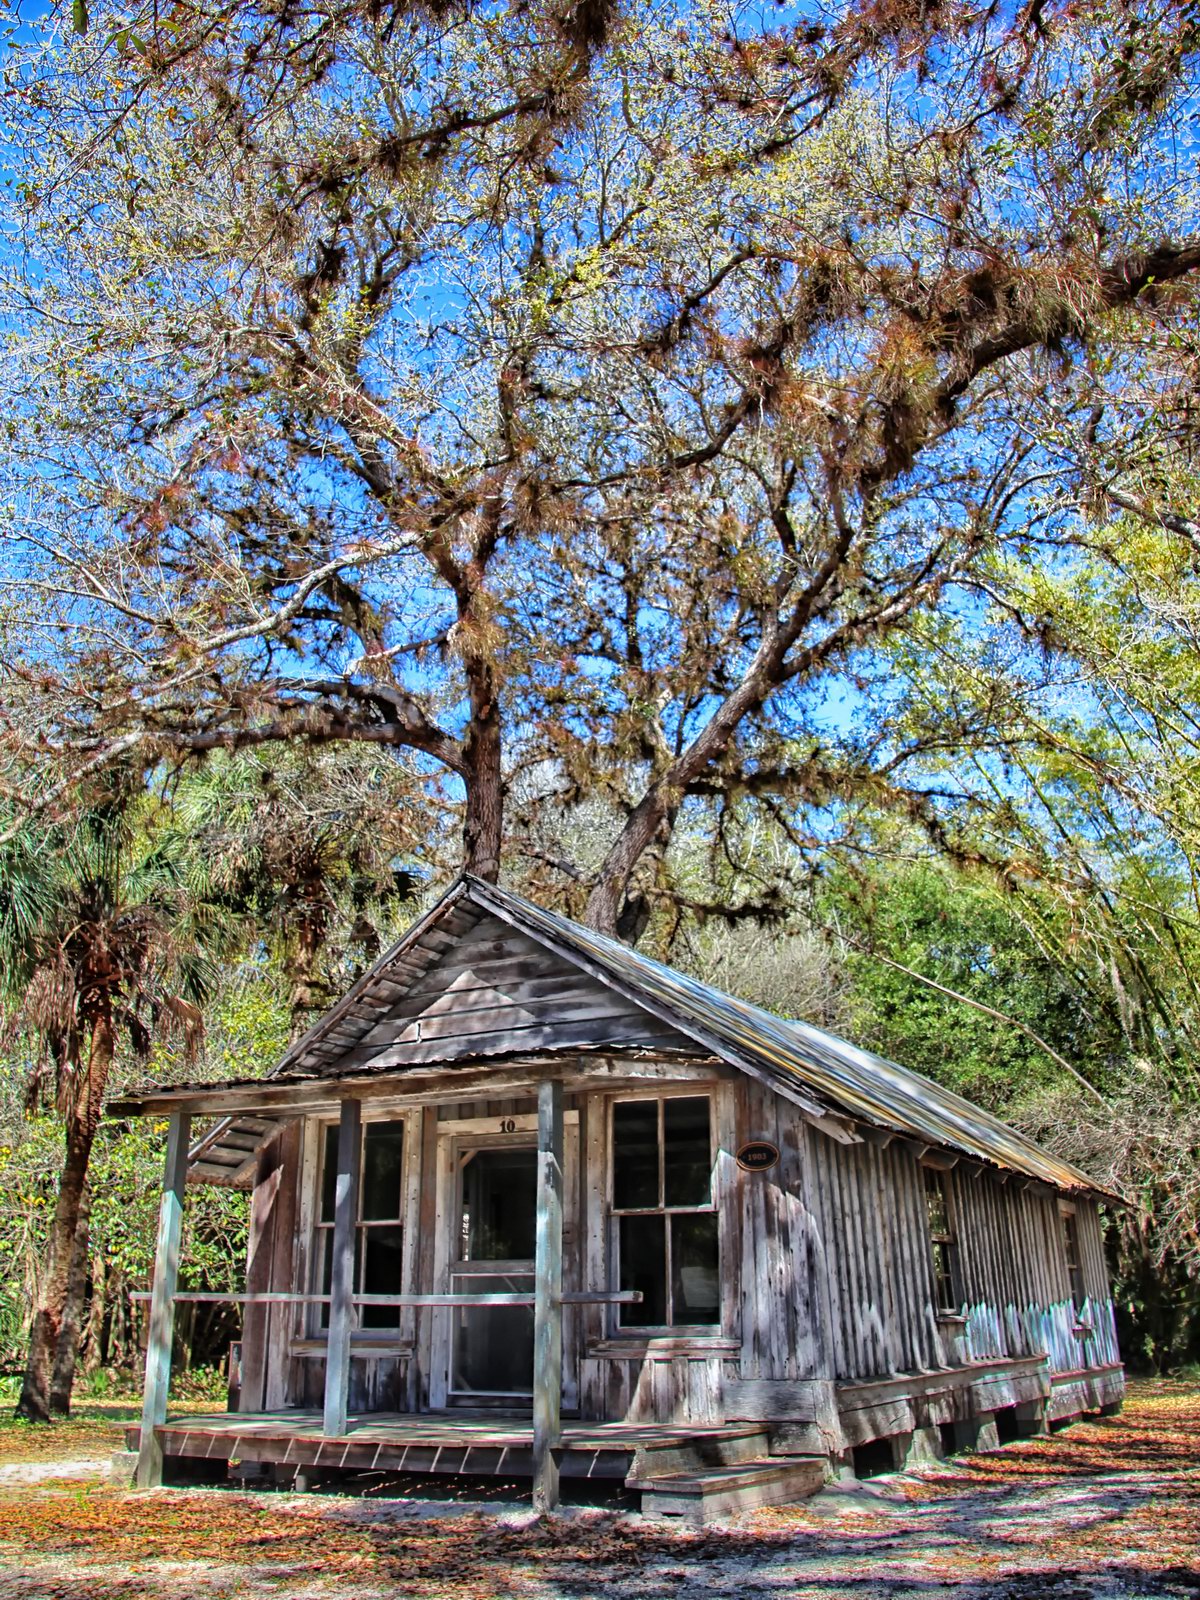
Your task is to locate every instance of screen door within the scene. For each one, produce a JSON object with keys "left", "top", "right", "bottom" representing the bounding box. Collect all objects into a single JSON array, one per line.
[{"left": 449, "top": 1144, "right": 537, "bottom": 1397}]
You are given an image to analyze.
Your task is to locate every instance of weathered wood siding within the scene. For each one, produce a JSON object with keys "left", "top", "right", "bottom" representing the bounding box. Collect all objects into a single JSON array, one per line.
[
  {"left": 300, "top": 914, "right": 681, "bottom": 1074},
  {"left": 240, "top": 1121, "right": 303, "bottom": 1413},
  {"left": 733, "top": 1079, "right": 823, "bottom": 1381},
  {"left": 236, "top": 1062, "right": 1122, "bottom": 1441},
  {"left": 804, "top": 1124, "right": 1123, "bottom": 1428},
  {"left": 802, "top": 1131, "right": 940, "bottom": 1382}
]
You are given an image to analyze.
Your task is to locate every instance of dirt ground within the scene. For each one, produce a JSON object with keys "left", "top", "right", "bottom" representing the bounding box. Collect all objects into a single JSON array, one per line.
[{"left": 0, "top": 1380, "right": 1196, "bottom": 1600}]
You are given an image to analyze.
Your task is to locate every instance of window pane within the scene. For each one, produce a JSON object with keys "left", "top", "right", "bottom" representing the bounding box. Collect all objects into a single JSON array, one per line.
[
  {"left": 924, "top": 1170, "right": 949, "bottom": 1237},
  {"left": 1062, "top": 1211, "right": 1085, "bottom": 1309},
  {"left": 362, "top": 1121, "right": 405, "bottom": 1221},
  {"left": 360, "top": 1224, "right": 404, "bottom": 1329},
  {"left": 451, "top": 1272, "right": 534, "bottom": 1394},
  {"left": 671, "top": 1213, "right": 720, "bottom": 1324},
  {"left": 619, "top": 1214, "right": 666, "bottom": 1325},
  {"left": 1062, "top": 1210, "right": 1079, "bottom": 1264},
  {"left": 320, "top": 1125, "right": 339, "bottom": 1223},
  {"left": 613, "top": 1101, "right": 659, "bottom": 1209},
  {"left": 461, "top": 1148, "right": 537, "bottom": 1260},
  {"left": 663, "top": 1097, "right": 712, "bottom": 1207},
  {"left": 931, "top": 1241, "right": 955, "bottom": 1311}
]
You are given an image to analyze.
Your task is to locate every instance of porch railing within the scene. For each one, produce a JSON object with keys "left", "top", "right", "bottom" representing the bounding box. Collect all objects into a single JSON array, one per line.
[{"left": 132, "top": 1290, "right": 642, "bottom": 1307}]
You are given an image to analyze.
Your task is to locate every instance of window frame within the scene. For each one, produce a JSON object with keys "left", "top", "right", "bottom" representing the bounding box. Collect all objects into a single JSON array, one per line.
[
  {"left": 922, "top": 1165, "right": 961, "bottom": 1317},
  {"left": 307, "top": 1111, "right": 413, "bottom": 1342},
  {"left": 1059, "top": 1202, "right": 1087, "bottom": 1314},
  {"left": 607, "top": 1088, "right": 720, "bottom": 1333}
]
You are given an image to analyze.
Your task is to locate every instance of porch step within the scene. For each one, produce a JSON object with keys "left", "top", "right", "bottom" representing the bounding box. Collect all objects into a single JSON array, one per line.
[
  {"left": 629, "top": 1426, "right": 773, "bottom": 1478},
  {"left": 125, "top": 1413, "right": 779, "bottom": 1489},
  {"left": 633, "top": 1454, "right": 827, "bottom": 1526}
]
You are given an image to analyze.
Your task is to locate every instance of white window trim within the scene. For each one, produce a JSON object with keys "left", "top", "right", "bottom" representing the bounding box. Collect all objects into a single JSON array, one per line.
[{"left": 296, "top": 1108, "right": 420, "bottom": 1350}]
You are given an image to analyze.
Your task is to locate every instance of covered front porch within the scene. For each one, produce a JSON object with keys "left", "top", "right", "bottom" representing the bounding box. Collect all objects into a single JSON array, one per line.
[
  {"left": 130, "top": 1078, "right": 587, "bottom": 1508},
  {"left": 123, "top": 1408, "right": 826, "bottom": 1523}
]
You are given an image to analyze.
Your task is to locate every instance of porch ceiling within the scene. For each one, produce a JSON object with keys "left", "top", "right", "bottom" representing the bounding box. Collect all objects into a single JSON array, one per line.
[{"left": 187, "top": 1115, "right": 287, "bottom": 1188}]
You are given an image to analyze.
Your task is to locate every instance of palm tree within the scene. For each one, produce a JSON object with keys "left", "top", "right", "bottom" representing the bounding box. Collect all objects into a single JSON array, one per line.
[{"left": 1, "top": 788, "right": 221, "bottom": 1420}]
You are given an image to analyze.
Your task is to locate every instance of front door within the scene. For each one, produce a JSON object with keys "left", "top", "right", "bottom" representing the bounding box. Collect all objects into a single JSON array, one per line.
[
  {"left": 430, "top": 1113, "right": 578, "bottom": 1410},
  {"left": 451, "top": 1143, "right": 537, "bottom": 1399}
]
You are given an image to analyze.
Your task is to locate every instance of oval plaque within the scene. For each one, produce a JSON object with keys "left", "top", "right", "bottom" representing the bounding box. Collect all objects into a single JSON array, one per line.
[{"left": 736, "top": 1139, "right": 780, "bottom": 1173}]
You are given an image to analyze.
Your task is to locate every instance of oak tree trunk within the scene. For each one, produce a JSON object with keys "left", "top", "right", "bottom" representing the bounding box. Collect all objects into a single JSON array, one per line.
[
  {"left": 461, "top": 660, "right": 503, "bottom": 883},
  {"left": 287, "top": 899, "right": 327, "bottom": 1043},
  {"left": 583, "top": 627, "right": 790, "bottom": 935}
]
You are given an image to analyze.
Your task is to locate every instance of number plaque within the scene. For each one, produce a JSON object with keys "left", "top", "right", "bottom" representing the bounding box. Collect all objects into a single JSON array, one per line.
[{"left": 736, "top": 1140, "right": 780, "bottom": 1173}]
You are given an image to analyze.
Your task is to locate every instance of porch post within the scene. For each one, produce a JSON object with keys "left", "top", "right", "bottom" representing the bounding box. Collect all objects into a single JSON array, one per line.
[
  {"left": 532, "top": 1077, "right": 564, "bottom": 1513},
  {"left": 136, "top": 1111, "right": 191, "bottom": 1488},
  {"left": 322, "top": 1096, "right": 362, "bottom": 1438}
]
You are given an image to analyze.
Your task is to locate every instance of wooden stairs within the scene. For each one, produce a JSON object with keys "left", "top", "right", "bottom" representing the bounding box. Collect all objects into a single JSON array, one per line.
[
  {"left": 627, "top": 1427, "right": 827, "bottom": 1525},
  {"left": 124, "top": 1411, "right": 827, "bottom": 1524}
]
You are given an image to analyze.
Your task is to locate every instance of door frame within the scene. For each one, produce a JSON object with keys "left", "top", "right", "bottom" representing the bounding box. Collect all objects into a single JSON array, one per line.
[{"left": 430, "top": 1110, "right": 579, "bottom": 1409}]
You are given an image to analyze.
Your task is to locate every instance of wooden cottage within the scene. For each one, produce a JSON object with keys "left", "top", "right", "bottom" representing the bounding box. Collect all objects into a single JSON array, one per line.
[{"left": 115, "top": 875, "right": 1123, "bottom": 1522}]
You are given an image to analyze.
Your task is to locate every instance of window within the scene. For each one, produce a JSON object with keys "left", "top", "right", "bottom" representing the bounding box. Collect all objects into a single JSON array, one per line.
[
  {"left": 314, "top": 1119, "right": 406, "bottom": 1332},
  {"left": 611, "top": 1095, "right": 719, "bottom": 1328},
  {"left": 923, "top": 1167, "right": 959, "bottom": 1315},
  {"left": 1060, "top": 1205, "right": 1086, "bottom": 1312}
]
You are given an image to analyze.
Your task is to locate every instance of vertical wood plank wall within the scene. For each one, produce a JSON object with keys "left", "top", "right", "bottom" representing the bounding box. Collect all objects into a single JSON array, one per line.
[
  {"left": 807, "top": 1124, "right": 1121, "bottom": 1391},
  {"left": 235, "top": 1068, "right": 1122, "bottom": 1434},
  {"left": 241, "top": 1120, "right": 303, "bottom": 1414}
]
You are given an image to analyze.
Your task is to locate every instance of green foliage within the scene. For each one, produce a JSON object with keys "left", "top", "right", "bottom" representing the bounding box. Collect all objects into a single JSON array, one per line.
[
  {"left": 0, "top": 1110, "right": 250, "bottom": 1371},
  {"left": 828, "top": 865, "right": 1127, "bottom": 1112},
  {"left": 171, "top": 749, "right": 421, "bottom": 1036},
  {"left": 204, "top": 967, "right": 292, "bottom": 1085},
  {"left": 0, "top": 951, "right": 288, "bottom": 1374}
]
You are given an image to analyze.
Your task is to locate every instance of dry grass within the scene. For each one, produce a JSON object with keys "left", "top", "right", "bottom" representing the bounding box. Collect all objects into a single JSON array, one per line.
[{"left": 0, "top": 1398, "right": 223, "bottom": 1466}]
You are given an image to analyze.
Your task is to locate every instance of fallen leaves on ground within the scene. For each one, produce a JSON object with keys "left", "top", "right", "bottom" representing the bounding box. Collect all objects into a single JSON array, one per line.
[
  {"left": 0, "top": 1400, "right": 220, "bottom": 1465},
  {"left": 0, "top": 1379, "right": 1196, "bottom": 1598}
]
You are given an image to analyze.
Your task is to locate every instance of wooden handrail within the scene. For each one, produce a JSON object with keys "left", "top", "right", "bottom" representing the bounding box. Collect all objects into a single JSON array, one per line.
[{"left": 130, "top": 1290, "right": 642, "bottom": 1307}]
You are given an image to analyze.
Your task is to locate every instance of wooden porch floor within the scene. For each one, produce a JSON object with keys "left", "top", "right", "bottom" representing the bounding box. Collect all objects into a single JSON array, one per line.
[{"left": 130, "top": 1411, "right": 772, "bottom": 1482}]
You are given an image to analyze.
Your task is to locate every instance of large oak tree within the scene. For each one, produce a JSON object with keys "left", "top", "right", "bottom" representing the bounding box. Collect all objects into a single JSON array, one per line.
[{"left": 2, "top": 0, "right": 1199, "bottom": 934}]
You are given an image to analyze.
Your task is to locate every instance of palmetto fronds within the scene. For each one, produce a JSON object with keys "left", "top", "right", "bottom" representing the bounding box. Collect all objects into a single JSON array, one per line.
[{"left": 0, "top": 791, "right": 228, "bottom": 1117}]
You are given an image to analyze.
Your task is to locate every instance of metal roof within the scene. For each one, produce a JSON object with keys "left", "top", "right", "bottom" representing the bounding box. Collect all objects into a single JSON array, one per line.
[
  {"left": 124, "top": 873, "right": 1100, "bottom": 1193},
  {"left": 461, "top": 877, "right": 1100, "bottom": 1194}
]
